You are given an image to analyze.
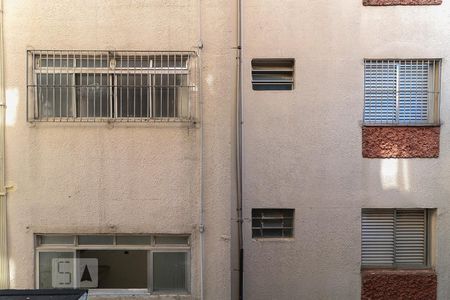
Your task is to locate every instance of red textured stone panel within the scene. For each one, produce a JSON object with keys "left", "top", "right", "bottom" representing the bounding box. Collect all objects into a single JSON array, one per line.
[
  {"left": 363, "top": 0, "right": 441, "bottom": 5},
  {"left": 362, "top": 126, "right": 440, "bottom": 158},
  {"left": 362, "top": 269, "right": 437, "bottom": 300}
]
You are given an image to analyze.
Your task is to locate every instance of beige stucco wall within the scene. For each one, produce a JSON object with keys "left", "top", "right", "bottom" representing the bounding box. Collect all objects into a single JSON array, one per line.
[
  {"left": 242, "top": 1, "right": 450, "bottom": 300},
  {"left": 2, "top": 0, "right": 236, "bottom": 299}
]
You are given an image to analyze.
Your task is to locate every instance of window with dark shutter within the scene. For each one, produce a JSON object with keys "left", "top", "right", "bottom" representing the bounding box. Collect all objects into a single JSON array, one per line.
[{"left": 361, "top": 209, "right": 429, "bottom": 268}]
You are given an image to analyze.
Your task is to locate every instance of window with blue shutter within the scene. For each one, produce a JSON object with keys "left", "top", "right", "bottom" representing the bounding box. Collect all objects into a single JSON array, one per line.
[{"left": 363, "top": 60, "right": 440, "bottom": 125}]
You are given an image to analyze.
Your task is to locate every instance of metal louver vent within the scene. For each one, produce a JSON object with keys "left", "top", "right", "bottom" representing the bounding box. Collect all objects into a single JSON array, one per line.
[
  {"left": 251, "top": 59, "right": 294, "bottom": 91},
  {"left": 361, "top": 209, "right": 428, "bottom": 268}
]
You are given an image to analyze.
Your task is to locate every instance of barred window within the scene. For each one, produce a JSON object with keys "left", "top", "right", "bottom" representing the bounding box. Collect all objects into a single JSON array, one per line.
[
  {"left": 363, "top": 59, "right": 441, "bottom": 125},
  {"left": 252, "top": 209, "right": 294, "bottom": 238},
  {"left": 27, "top": 50, "right": 196, "bottom": 122},
  {"left": 361, "top": 209, "right": 431, "bottom": 268}
]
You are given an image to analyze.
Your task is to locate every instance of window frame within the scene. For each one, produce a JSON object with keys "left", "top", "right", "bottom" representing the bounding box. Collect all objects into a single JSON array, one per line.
[
  {"left": 363, "top": 59, "right": 441, "bottom": 126},
  {"left": 149, "top": 249, "right": 191, "bottom": 294},
  {"left": 361, "top": 208, "right": 433, "bottom": 270},
  {"left": 34, "top": 234, "right": 191, "bottom": 295}
]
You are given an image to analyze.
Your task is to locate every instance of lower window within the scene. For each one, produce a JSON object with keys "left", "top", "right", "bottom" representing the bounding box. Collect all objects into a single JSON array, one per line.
[
  {"left": 36, "top": 234, "right": 190, "bottom": 293},
  {"left": 361, "top": 208, "right": 432, "bottom": 268}
]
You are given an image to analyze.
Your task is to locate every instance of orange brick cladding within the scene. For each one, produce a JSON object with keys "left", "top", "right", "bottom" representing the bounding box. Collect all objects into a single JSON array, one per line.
[
  {"left": 362, "top": 126, "right": 440, "bottom": 158},
  {"left": 361, "top": 270, "right": 437, "bottom": 300},
  {"left": 363, "top": 0, "right": 441, "bottom": 5}
]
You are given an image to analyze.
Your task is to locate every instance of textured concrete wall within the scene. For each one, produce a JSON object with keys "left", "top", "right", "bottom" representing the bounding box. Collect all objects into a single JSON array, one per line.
[
  {"left": 363, "top": 0, "right": 442, "bottom": 5},
  {"left": 361, "top": 270, "right": 437, "bottom": 300},
  {"left": 3, "top": 1, "right": 235, "bottom": 299},
  {"left": 362, "top": 127, "right": 440, "bottom": 158},
  {"left": 242, "top": 1, "right": 450, "bottom": 299}
]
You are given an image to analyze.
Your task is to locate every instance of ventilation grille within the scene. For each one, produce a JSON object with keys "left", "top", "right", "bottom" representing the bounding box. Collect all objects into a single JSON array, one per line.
[
  {"left": 252, "top": 59, "right": 294, "bottom": 91},
  {"left": 252, "top": 209, "right": 294, "bottom": 238}
]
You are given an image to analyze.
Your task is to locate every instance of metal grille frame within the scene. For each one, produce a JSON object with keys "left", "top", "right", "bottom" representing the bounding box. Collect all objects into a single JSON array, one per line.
[
  {"left": 26, "top": 50, "right": 198, "bottom": 124},
  {"left": 251, "top": 208, "right": 294, "bottom": 238},
  {"left": 363, "top": 59, "right": 441, "bottom": 126}
]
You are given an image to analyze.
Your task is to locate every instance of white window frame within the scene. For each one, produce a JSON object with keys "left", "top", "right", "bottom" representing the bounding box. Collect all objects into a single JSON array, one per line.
[{"left": 34, "top": 234, "right": 191, "bottom": 295}]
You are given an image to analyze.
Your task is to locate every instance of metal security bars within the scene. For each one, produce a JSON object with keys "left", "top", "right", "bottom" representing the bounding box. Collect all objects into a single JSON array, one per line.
[
  {"left": 252, "top": 209, "right": 294, "bottom": 238},
  {"left": 363, "top": 59, "right": 441, "bottom": 125},
  {"left": 27, "top": 50, "right": 197, "bottom": 123},
  {"left": 251, "top": 59, "right": 294, "bottom": 90},
  {"left": 361, "top": 209, "right": 429, "bottom": 268}
]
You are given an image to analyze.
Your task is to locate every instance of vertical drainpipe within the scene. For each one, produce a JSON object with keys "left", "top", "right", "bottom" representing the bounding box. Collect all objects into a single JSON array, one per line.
[
  {"left": 197, "top": 0, "right": 205, "bottom": 299},
  {"left": 236, "top": 0, "right": 243, "bottom": 298},
  {"left": 0, "top": 0, "right": 8, "bottom": 289}
]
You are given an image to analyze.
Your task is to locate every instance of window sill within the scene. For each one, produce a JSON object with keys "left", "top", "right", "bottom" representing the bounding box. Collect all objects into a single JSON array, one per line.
[
  {"left": 252, "top": 238, "right": 294, "bottom": 242},
  {"left": 361, "top": 267, "right": 433, "bottom": 271},
  {"left": 88, "top": 289, "right": 191, "bottom": 298},
  {"left": 89, "top": 289, "right": 148, "bottom": 296},
  {"left": 363, "top": 0, "right": 442, "bottom": 5},
  {"left": 361, "top": 122, "right": 441, "bottom": 127}
]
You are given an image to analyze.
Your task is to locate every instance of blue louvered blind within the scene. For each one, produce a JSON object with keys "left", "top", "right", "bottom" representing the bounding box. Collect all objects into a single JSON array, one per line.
[{"left": 364, "top": 60, "right": 440, "bottom": 125}]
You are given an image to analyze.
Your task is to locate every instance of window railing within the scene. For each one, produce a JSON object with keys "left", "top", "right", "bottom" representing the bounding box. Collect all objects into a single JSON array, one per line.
[{"left": 27, "top": 50, "right": 197, "bottom": 123}]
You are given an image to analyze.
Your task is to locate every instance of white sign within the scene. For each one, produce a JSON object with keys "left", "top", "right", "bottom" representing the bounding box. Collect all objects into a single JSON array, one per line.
[
  {"left": 52, "top": 258, "right": 98, "bottom": 288},
  {"left": 78, "top": 259, "right": 98, "bottom": 288}
]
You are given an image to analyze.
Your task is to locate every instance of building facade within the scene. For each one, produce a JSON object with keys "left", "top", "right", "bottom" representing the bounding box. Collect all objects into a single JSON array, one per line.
[
  {"left": 1, "top": 0, "right": 237, "bottom": 299},
  {"left": 242, "top": 0, "right": 448, "bottom": 299},
  {"left": 1, "top": 0, "right": 450, "bottom": 299}
]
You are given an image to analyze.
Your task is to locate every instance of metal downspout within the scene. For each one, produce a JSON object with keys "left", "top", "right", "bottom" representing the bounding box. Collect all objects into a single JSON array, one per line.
[
  {"left": 236, "top": 0, "right": 243, "bottom": 298},
  {"left": 0, "top": 0, "right": 8, "bottom": 289},
  {"left": 197, "top": 0, "right": 205, "bottom": 299}
]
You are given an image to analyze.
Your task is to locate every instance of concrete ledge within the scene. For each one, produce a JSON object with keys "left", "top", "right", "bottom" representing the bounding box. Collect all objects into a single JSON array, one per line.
[
  {"left": 361, "top": 269, "right": 437, "bottom": 300},
  {"left": 363, "top": 0, "right": 441, "bottom": 5},
  {"left": 362, "top": 126, "right": 440, "bottom": 158}
]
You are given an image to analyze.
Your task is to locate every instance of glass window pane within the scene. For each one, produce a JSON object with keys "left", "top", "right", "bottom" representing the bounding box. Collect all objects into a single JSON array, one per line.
[
  {"left": 40, "top": 235, "right": 75, "bottom": 245},
  {"left": 117, "top": 74, "right": 149, "bottom": 118},
  {"left": 153, "top": 74, "right": 187, "bottom": 118},
  {"left": 79, "top": 250, "right": 147, "bottom": 288},
  {"left": 77, "top": 57, "right": 108, "bottom": 68},
  {"left": 78, "top": 235, "right": 114, "bottom": 245},
  {"left": 37, "top": 74, "right": 74, "bottom": 118},
  {"left": 116, "top": 235, "right": 152, "bottom": 245},
  {"left": 75, "top": 74, "right": 109, "bottom": 118},
  {"left": 153, "top": 252, "right": 188, "bottom": 292},
  {"left": 154, "top": 236, "right": 189, "bottom": 245},
  {"left": 39, "top": 252, "right": 74, "bottom": 289}
]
